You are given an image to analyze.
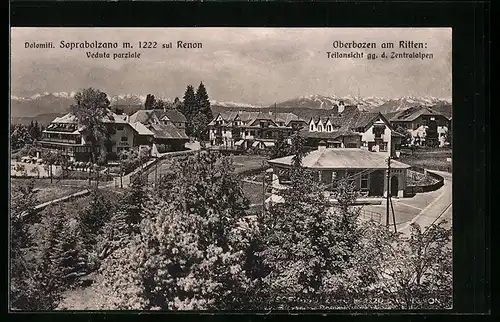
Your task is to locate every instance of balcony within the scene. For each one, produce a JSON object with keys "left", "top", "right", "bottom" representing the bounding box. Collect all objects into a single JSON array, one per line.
[{"left": 40, "top": 137, "right": 82, "bottom": 145}]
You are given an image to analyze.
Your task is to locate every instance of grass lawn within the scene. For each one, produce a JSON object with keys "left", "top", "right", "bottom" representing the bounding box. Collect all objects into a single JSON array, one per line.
[
  {"left": 399, "top": 147, "right": 452, "bottom": 172},
  {"left": 232, "top": 155, "right": 268, "bottom": 174},
  {"left": 11, "top": 178, "right": 86, "bottom": 204}
]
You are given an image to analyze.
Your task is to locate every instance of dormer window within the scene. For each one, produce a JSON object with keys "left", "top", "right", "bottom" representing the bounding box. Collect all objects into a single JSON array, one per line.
[
  {"left": 318, "top": 125, "right": 323, "bottom": 132},
  {"left": 310, "top": 124, "right": 314, "bottom": 131}
]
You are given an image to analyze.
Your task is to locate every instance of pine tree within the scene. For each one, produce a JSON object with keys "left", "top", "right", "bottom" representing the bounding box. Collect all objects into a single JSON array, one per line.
[
  {"left": 50, "top": 218, "right": 89, "bottom": 287},
  {"left": 289, "top": 132, "right": 306, "bottom": 168},
  {"left": 79, "top": 188, "right": 113, "bottom": 248},
  {"left": 173, "top": 97, "right": 182, "bottom": 110},
  {"left": 124, "top": 175, "right": 148, "bottom": 233},
  {"left": 182, "top": 85, "right": 197, "bottom": 119},
  {"left": 195, "top": 82, "right": 213, "bottom": 122},
  {"left": 144, "top": 94, "right": 156, "bottom": 110},
  {"left": 182, "top": 85, "right": 197, "bottom": 136},
  {"left": 271, "top": 131, "right": 290, "bottom": 159},
  {"left": 11, "top": 202, "right": 64, "bottom": 311}
]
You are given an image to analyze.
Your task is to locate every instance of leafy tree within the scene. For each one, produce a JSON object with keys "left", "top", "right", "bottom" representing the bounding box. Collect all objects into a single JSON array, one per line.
[
  {"left": 395, "top": 126, "right": 412, "bottom": 147},
  {"left": 71, "top": 88, "right": 112, "bottom": 168},
  {"left": 98, "top": 151, "right": 255, "bottom": 309},
  {"left": 191, "top": 112, "right": 209, "bottom": 142},
  {"left": 11, "top": 124, "right": 33, "bottom": 150},
  {"left": 352, "top": 221, "right": 452, "bottom": 309},
  {"left": 41, "top": 150, "right": 62, "bottom": 183},
  {"left": 256, "top": 159, "right": 363, "bottom": 308},
  {"left": 444, "top": 125, "right": 452, "bottom": 146},
  {"left": 271, "top": 131, "right": 290, "bottom": 159},
  {"left": 144, "top": 94, "right": 156, "bottom": 110}
]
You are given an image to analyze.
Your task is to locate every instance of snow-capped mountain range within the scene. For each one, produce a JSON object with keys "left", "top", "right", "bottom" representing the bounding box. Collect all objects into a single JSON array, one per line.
[
  {"left": 272, "top": 94, "right": 451, "bottom": 113},
  {"left": 10, "top": 92, "right": 451, "bottom": 120}
]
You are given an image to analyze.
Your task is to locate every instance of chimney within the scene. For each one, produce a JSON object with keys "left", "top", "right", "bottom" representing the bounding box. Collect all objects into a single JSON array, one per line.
[{"left": 338, "top": 101, "right": 345, "bottom": 114}]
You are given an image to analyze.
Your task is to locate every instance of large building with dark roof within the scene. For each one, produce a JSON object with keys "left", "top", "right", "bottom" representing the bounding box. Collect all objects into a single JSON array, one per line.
[
  {"left": 305, "top": 101, "right": 404, "bottom": 157},
  {"left": 39, "top": 107, "right": 188, "bottom": 162},
  {"left": 268, "top": 148, "right": 411, "bottom": 198},
  {"left": 389, "top": 105, "right": 450, "bottom": 147},
  {"left": 208, "top": 111, "right": 307, "bottom": 149}
]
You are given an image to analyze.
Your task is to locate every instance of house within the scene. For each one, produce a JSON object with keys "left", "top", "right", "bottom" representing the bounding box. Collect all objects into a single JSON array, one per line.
[
  {"left": 39, "top": 110, "right": 138, "bottom": 162},
  {"left": 268, "top": 147, "right": 411, "bottom": 198},
  {"left": 306, "top": 102, "right": 403, "bottom": 157},
  {"left": 299, "top": 129, "right": 362, "bottom": 149},
  {"left": 129, "top": 109, "right": 189, "bottom": 152},
  {"left": 389, "top": 106, "right": 450, "bottom": 147},
  {"left": 208, "top": 111, "right": 307, "bottom": 149},
  {"left": 161, "top": 110, "right": 187, "bottom": 130},
  {"left": 39, "top": 107, "right": 189, "bottom": 162}
]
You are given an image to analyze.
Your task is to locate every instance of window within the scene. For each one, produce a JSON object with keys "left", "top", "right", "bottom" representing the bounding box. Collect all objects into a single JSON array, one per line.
[
  {"left": 310, "top": 124, "right": 314, "bottom": 131},
  {"left": 327, "top": 125, "right": 332, "bottom": 132},
  {"left": 245, "top": 131, "right": 249, "bottom": 136},
  {"left": 121, "top": 137, "right": 128, "bottom": 142},
  {"left": 361, "top": 173, "right": 369, "bottom": 190},
  {"left": 379, "top": 142, "right": 388, "bottom": 152},
  {"left": 318, "top": 125, "right": 323, "bottom": 132},
  {"left": 250, "top": 131, "right": 255, "bottom": 136},
  {"left": 116, "top": 125, "right": 124, "bottom": 131}
]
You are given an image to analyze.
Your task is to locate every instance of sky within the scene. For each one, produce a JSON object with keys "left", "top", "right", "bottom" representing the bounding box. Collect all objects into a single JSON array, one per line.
[{"left": 10, "top": 28, "right": 452, "bottom": 105}]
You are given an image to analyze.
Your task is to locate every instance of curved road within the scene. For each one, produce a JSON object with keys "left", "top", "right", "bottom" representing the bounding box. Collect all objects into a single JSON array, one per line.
[{"left": 399, "top": 170, "right": 452, "bottom": 234}]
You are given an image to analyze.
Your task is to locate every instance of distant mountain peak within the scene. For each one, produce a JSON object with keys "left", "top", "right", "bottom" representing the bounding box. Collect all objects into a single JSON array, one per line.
[{"left": 210, "top": 100, "right": 260, "bottom": 108}]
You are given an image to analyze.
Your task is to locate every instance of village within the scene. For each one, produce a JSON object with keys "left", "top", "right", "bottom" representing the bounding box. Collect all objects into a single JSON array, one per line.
[
  {"left": 10, "top": 84, "right": 453, "bottom": 310},
  {"left": 11, "top": 86, "right": 452, "bottom": 232},
  {"left": 9, "top": 26, "right": 455, "bottom": 312}
]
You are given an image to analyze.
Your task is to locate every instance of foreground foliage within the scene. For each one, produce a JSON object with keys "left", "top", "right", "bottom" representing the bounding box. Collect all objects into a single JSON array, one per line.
[{"left": 10, "top": 150, "right": 452, "bottom": 311}]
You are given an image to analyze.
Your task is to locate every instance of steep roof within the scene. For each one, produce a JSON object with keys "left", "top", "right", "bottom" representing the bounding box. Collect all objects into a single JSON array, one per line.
[
  {"left": 274, "top": 112, "right": 304, "bottom": 125},
  {"left": 148, "top": 123, "right": 189, "bottom": 140},
  {"left": 163, "top": 110, "right": 187, "bottom": 123},
  {"left": 49, "top": 109, "right": 128, "bottom": 126},
  {"left": 129, "top": 110, "right": 162, "bottom": 125},
  {"left": 130, "top": 122, "right": 154, "bottom": 136},
  {"left": 390, "top": 106, "right": 449, "bottom": 122},
  {"left": 269, "top": 148, "right": 410, "bottom": 170},
  {"left": 210, "top": 111, "right": 304, "bottom": 127}
]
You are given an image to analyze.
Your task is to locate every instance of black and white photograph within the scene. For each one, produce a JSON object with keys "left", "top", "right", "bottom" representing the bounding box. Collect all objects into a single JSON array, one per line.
[{"left": 10, "top": 27, "right": 453, "bottom": 311}]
